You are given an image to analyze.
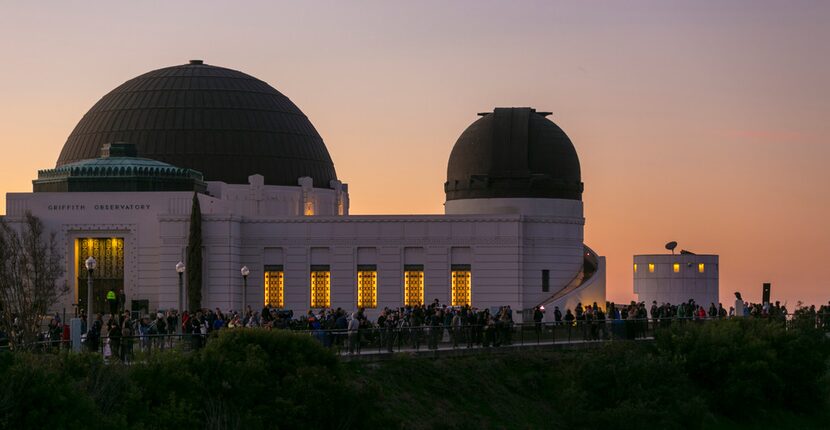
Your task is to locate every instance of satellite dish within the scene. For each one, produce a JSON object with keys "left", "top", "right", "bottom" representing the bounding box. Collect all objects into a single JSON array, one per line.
[{"left": 665, "top": 241, "right": 678, "bottom": 255}]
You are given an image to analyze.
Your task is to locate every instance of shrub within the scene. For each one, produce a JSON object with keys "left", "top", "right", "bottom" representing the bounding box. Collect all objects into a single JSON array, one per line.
[
  {"left": 0, "top": 352, "right": 102, "bottom": 429},
  {"left": 654, "top": 319, "right": 829, "bottom": 417},
  {"left": 128, "top": 329, "right": 373, "bottom": 429},
  {"left": 0, "top": 321, "right": 826, "bottom": 429},
  {"left": 553, "top": 342, "right": 710, "bottom": 429}
]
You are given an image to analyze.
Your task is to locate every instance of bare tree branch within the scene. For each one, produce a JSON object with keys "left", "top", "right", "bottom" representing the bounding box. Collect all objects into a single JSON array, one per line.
[{"left": 0, "top": 212, "right": 66, "bottom": 347}]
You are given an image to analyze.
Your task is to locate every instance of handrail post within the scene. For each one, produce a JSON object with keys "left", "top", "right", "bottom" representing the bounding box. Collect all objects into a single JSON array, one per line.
[{"left": 552, "top": 322, "right": 556, "bottom": 344}]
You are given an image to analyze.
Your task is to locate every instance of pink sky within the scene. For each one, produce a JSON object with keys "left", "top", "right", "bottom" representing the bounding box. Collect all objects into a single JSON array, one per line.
[{"left": 0, "top": 1, "right": 828, "bottom": 306}]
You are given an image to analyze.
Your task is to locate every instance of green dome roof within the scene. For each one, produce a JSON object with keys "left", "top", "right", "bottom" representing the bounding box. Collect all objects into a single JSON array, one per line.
[{"left": 34, "top": 143, "right": 205, "bottom": 192}]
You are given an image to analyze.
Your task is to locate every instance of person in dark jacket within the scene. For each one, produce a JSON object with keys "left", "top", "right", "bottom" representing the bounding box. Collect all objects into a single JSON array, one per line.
[
  {"left": 120, "top": 312, "right": 134, "bottom": 362},
  {"left": 87, "top": 314, "right": 102, "bottom": 352},
  {"left": 533, "top": 306, "right": 545, "bottom": 337},
  {"left": 107, "top": 317, "right": 121, "bottom": 360},
  {"left": 117, "top": 289, "right": 126, "bottom": 313}
]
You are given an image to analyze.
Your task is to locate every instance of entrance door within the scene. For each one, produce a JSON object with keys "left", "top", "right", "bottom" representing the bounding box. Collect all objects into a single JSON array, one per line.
[{"left": 77, "top": 238, "right": 124, "bottom": 316}]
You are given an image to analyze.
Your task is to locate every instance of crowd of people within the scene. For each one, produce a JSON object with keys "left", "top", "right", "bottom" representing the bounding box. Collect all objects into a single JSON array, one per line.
[
  {"left": 170, "top": 299, "right": 521, "bottom": 355},
  {"left": 8, "top": 297, "right": 829, "bottom": 358}
]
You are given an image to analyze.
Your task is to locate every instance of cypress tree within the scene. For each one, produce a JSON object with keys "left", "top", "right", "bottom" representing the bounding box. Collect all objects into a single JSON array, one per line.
[{"left": 187, "top": 193, "right": 203, "bottom": 312}]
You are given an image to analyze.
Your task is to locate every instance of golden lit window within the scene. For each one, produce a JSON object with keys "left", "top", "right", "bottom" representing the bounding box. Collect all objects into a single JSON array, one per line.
[
  {"left": 304, "top": 200, "right": 314, "bottom": 216},
  {"left": 451, "top": 265, "right": 471, "bottom": 307},
  {"left": 698, "top": 263, "right": 705, "bottom": 273},
  {"left": 633, "top": 263, "right": 638, "bottom": 273},
  {"left": 75, "top": 237, "right": 124, "bottom": 312},
  {"left": 310, "top": 266, "right": 330, "bottom": 308},
  {"left": 404, "top": 265, "right": 424, "bottom": 306},
  {"left": 337, "top": 196, "right": 345, "bottom": 216},
  {"left": 673, "top": 263, "right": 680, "bottom": 273},
  {"left": 648, "top": 263, "right": 655, "bottom": 273},
  {"left": 264, "top": 265, "right": 284, "bottom": 308},
  {"left": 357, "top": 265, "right": 377, "bottom": 308}
]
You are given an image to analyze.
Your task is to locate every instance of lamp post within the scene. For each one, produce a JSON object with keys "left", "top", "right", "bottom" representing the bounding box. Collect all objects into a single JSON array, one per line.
[
  {"left": 85, "top": 256, "right": 97, "bottom": 333},
  {"left": 176, "top": 260, "right": 185, "bottom": 310},
  {"left": 241, "top": 266, "right": 250, "bottom": 313},
  {"left": 176, "top": 261, "right": 186, "bottom": 334}
]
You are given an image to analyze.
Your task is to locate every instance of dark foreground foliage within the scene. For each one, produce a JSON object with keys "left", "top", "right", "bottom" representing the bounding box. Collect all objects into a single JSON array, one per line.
[{"left": 0, "top": 320, "right": 827, "bottom": 429}]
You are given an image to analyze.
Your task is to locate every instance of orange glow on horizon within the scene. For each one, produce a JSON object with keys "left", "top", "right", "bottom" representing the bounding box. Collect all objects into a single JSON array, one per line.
[{"left": 0, "top": 2, "right": 827, "bottom": 308}]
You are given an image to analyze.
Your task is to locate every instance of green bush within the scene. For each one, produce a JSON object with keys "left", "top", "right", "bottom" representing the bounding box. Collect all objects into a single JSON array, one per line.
[
  {"left": 0, "top": 321, "right": 826, "bottom": 429},
  {"left": 654, "top": 319, "right": 829, "bottom": 417},
  {"left": 553, "top": 342, "right": 710, "bottom": 428},
  {"left": 0, "top": 352, "right": 102, "bottom": 429},
  {"left": 127, "top": 329, "right": 372, "bottom": 429}
]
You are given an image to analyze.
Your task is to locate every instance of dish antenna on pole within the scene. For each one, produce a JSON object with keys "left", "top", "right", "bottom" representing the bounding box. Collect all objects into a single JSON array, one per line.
[{"left": 665, "top": 241, "right": 678, "bottom": 255}]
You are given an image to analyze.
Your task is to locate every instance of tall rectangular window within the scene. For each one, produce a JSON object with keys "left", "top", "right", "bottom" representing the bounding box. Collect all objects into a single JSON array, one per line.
[
  {"left": 76, "top": 237, "right": 124, "bottom": 314},
  {"left": 451, "top": 264, "right": 472, "bottom": 307},
  {"left": 337, "top": 195, "right": 345, "bottom": 216},
  {"left": 648, "top": 263, "right": 655, "bottom": 273},
  {"left": 633, "top": 263, "right": 638, "bottom": 273},
  {"left": 673, "top": 263, "right": 680, "bottom": 273},
  {"left": 542, "top": 269, "right": 550, "bottom": 292},
  {"left": 310, "top": 265, "right": 330, "bottom": 308},
  {"left": 264, "top": 265, "right": 284, "bottom": 308},
  {"left": 357, "top": 265, "right": 377, "bottom": 308},
  {"left": 698, "top": 263, "right": 705, "bottom": 273},
  {"left": 404, "top": 265, "right": 425, "bottom": 306}
]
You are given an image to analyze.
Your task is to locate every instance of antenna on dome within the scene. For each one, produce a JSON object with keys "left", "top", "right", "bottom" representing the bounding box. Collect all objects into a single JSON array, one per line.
[{"left": 665, "top": 241, "right": 677, "bottom": 255}]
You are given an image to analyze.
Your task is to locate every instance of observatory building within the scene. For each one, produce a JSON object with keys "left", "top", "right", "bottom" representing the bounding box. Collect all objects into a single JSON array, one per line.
[
  {"left": 633, "top": 250, "right": 719, "bottom": 308},
  {"left": 3, "top": 61, "right": 605, "bottom": 319}
]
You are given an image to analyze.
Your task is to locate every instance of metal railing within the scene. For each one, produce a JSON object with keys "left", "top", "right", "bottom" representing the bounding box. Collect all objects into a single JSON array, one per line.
[
  {"left": 302, "top": 317, "right": 692, "bottom": 356},
  {"left": 2, "top": 314, "right": 826, "bottom": 359}
]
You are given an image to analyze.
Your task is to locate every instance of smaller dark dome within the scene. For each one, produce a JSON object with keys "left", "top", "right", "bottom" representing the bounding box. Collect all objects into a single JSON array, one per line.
[{"left": 445, "top": 108, "right": 583, "bottom": 201}]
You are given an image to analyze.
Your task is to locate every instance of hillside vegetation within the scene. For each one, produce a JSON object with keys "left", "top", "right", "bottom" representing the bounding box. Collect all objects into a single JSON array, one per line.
[{"left": 0, "top": 319, "right": 827, "bottom": 429}]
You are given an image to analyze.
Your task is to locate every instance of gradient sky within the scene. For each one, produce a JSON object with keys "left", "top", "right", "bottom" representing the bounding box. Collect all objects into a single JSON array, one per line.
[{"left": 1, "top": 1, "right": 828, "bottom": 307}]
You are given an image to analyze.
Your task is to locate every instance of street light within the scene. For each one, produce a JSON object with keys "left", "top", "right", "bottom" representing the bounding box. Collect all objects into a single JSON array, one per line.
[
  {"left": 176, "top": 261, "right": 186, "bottom": 334},
  {"left": 241, "top": 266, "right": 250, "bottom": 313},
  {"left": 85, "top": 256, "right": 97, "bottom": 333},
  {"left": 176, "top": 260, "right": 185, "bottom": 310}
]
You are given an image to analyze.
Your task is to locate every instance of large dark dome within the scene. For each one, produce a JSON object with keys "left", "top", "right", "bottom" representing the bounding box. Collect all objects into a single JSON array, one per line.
[
  {"left": 445, "top": 107, "right": 583, "bottom": 201},
  {"left": 56, "top": 60, "right": 337, "bottom": 188}
]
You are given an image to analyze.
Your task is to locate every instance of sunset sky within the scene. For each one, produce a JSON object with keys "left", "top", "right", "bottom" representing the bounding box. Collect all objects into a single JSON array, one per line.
[{"left": 1, "top": 1, "right": 828, "bottom": 307}]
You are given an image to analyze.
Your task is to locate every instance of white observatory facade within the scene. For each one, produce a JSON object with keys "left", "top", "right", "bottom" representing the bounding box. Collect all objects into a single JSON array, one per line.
[{"left": 3, "top": 62, "right": 606, "bottom": 320}]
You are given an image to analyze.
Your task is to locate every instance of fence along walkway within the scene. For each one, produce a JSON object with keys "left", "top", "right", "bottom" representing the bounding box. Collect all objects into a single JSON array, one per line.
[{"left": 5, "top": 316, "right": 810, "bottom": 359}]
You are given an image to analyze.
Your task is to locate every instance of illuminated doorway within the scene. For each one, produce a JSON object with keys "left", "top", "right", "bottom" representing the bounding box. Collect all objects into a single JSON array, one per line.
[{"left": 76, "top": 238, "right": 124, "bottom": 316}]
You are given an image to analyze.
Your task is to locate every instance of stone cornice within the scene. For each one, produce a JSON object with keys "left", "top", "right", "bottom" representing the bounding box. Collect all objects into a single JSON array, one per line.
[{"left": 158, "top": 214, "right": 584, "bottom": 225}]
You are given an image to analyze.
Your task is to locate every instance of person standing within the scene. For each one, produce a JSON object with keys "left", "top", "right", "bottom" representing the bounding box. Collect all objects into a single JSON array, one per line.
[
  {"left": 717, "top": 303, "right": 727, "bottom": 319},
  {"left": 451, "top": 310, "right": 462, "bottom": 348},
  {"left": 117, "top": 289, "right": 126, "bottom": 313},
  {"left": 734, "top": 292, "right": 745, "bottom": 318},
  {"left": 533, "top": 306, "right": 544, "bottom": 339},
  {"left": 120, "top": 312, "right": 133, "bottom": 362},
  {"left": 106, "top": 289, "right": 118, "bottom": 316},
  {"left": 87, "top": 314, "right": 103, "bottom": 352},
  {"left": 108, "top": 317, "right": 121, "bottom": 360},
  {"left": 347, "top": 313, "right": 360, "bottom": 355}
]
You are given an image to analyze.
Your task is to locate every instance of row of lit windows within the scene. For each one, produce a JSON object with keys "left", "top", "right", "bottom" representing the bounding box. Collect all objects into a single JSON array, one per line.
[
  {"left": 634, "top": 263, "right": 706, "bottom": 274},
  {"left": 263, "top": 267, "right": 472, "bottom": 309}
]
